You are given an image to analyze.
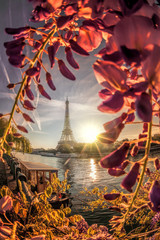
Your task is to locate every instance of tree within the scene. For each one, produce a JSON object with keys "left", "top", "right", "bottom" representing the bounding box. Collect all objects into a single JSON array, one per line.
[{"left": 0, "top": 118, "right": 31, "bottom": 154}]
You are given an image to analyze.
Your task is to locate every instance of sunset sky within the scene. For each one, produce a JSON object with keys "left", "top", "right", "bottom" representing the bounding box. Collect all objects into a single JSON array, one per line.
[{"left": 0, "top": 0, "right": 149, "bottom": 149}]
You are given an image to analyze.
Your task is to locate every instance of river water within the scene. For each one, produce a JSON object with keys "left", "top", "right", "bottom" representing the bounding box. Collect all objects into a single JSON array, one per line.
[{"left": 14, "top": 152, "right": 158, "bottom": 226}]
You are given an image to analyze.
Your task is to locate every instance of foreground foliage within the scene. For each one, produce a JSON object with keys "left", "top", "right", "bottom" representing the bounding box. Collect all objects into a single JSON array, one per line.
[
  {"left": 0, "top": 185, "right": 113, "bottom": 240},
  {"left": 1, "top": 0, "right": 160, "bottom": 239}
]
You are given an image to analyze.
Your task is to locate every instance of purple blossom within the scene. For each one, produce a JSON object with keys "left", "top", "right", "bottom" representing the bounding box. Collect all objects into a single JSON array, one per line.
[
  {"left": 77, "top": 27, "right": 102, "bottom": 52},
  {"left": 22, "top": 113, "right": 34, "bottom": 123},
  {"left": 125, "top": 112, "right": 135, "bottom": 123},
  {"left": 17, "top": 125, "right": 28, "bottom": 133},
  {"left": 119, "top": 0, "right": 144, "bottom": 16},
  {"left": 104, "top": 193, "right": 120, "bottom": 201},
  {"left": 8, "top": 55, "right": 25, "bottom": 68},
  {"left": 135, "top": 92, "right": 152, "bottom": 122},
  {"left": 65, "top": 47, "right": 79, "bottom": 69},
  {"left": 57, "top": 14, "right": 74, "bottom": 29},
  {"left": 69, "top": 39, "right": 89, "bottom": 56},
  {"left": 149, "top": 181, "right": 160, "bottom": 211},
  {"left": 46, "top": 72, "right": 56, "bottom": 90},
  {"left": 93, "top": 60, "right": 128, "bottom": 92},
  {"left": 100, "top": 142, "right": 130, "bottom": 169},
  {"left": 143, "top": 123, "right": 148, "bottom": 133},
  {"left": 130, "top": 145, "right": 139, "bottom": 157},
  {"left": 154, "top": 158, "right": 160, "bottom": 170},
  {"left": 58, "top": 60, "right": 76, "bottom": 80},
  {"left": 121, "top": 163, "right": 140, "bottom": 192},
  {"left": 120, "top": 160, "right": 130, "bottom": 170},
  {"left": 108, "top": 168, "right": 126, "bottom": 177},
  {"left": 98, "top": 88, "right": 112, "bottom": 100},
  {"left": 6, "top": 43, "right": 25, "bottom": 56},
  {"left": 103, "top": 113, "right": 127, "bottom": 132},
  {"left": 23, "top": 100, "right": 35, "bottom": 111},
  {"left": 4, "top": 37, "right": 25, "bottom": 48},
  {"left": 47, "top": 41, "right": 60, "bottom": 68},
  {"left": 30, "top": 5, "right": 51, "bottom": 22},
  {"left": 38, "top": 84, "right": 51, "bottom": 100},
  {"left": 98, "top": 91, "right": 124, "bottom": 113},
  {"left": 97, "top": 122, "right": 124, "bottom": 144},
  {"left": 13, "top": 133, "right": 22, "bottom": 138},
  {"left": 26, "top": 67, "right": 39, "bottom": 77},
  {"left": 5, "top": 26, "right": 30, "bottom": 36},
  {"left": 26, "top": 87, "right": 34, "bottom": 100}
]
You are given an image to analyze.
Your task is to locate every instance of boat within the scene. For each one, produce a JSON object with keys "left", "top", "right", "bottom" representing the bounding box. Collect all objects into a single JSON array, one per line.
[
  {"left": 4, "top": 154, "right": 72, "bottom": 209},
  {"left": 48, "top": 192, "right": 72, "bottom": 209}
]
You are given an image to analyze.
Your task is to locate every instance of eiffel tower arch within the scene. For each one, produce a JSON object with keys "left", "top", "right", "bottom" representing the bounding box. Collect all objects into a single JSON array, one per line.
[{"left": 56, "top": 98, "right": 76, "bottom": 150}]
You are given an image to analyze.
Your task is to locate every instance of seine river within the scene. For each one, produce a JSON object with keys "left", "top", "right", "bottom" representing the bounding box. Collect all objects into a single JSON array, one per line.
[{"left": 14, "top": 151, "right": 157, "bottom": 225}]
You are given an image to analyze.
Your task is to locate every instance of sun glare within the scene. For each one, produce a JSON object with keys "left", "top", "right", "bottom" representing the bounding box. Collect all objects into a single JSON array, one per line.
[{"left": 81, "top": 124, "right": 100, "bottom": 143}]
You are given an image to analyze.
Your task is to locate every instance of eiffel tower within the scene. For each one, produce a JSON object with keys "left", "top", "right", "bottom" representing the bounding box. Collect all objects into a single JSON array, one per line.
[{"left": 56, "top": 98, "right": 76, "bottom": 149}]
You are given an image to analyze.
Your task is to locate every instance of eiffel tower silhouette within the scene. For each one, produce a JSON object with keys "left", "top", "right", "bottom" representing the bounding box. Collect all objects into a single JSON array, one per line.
[{"left": 56, "top": 98, "right": 76, "bottom": 149}]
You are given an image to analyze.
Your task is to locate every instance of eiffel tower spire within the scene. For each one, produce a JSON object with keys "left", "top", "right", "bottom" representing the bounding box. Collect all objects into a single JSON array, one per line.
[{"left": 56, "top": 98, "right": 76, "bottom": 149}]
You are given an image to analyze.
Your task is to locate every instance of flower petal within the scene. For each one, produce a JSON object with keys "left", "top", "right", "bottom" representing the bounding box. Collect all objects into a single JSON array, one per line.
[
  {"left": 135, "top": 92, "right": 152, "bottom": 122},
  {"left": 26, "top": 67, "right": 39, "bottom": 77},
  {"left": 8, "top": 55, "right": 25, "bottom": 68},
  {"left": 38, "top": 84, "right": 51, "bottom": 100},
  {"left": 93, "top": 60, "right": 128, "bottom": 92},
  {"left": 98, "top": 91, "right": 124, "bottom": 113},
  {"left": 58, "top": 60, "right": 76, "bottom": 80},
  {"left": 26, "top": 87, "right": 34, "bottom": 101},
  {"left": 104, "top": 193, "right": 120, "bottom": 201},
  {"left": 22, "top": 113, "right": 34, "bottom": 123},
  {"left": 65, "top": 47, "right": 79, "bottom": 69},
  {"left": 97, "top": 123, "right": 124, "bottom": 144},
  {"left": 108, "top": 168, "right": 126, "bottom": 177},
  {"left": 149, "top": 180, "right": 160, "bottom": 211},
  {"left": 17, "top": 125, "right": 28, "bottom": 133},
  {"left": 23, "top": 100, "right": 35, "bottom": 110},
  {"left": 69, "top": 39, "right": 89, "bottom": 56},
  {"left": 57, "top": 14, "right": 74, "bottom": 29},
  {"left": 121, "top": 163, "right": 140, "bottom": 192},
  {"left": 46, "top": 72, "right": 56, "bottom": 90},
  {"left": 47, "top": 41, "right": 60, "bottom": 68},
  {"left": 77, "top": 28, "right": 102, "bottom": 52},
  {"left": 100, "top": 142, "right": 130, "bottom": 168}
]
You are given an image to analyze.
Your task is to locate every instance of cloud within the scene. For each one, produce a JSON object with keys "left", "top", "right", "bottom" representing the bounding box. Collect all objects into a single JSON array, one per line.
[{"left": 0, "top": 91, "right": 16, "bottom": 100}]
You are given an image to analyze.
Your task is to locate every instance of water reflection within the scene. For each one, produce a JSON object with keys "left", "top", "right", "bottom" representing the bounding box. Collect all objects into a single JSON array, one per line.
[{"left": 90, "top": 158, "right": 96, "bottom": 181}]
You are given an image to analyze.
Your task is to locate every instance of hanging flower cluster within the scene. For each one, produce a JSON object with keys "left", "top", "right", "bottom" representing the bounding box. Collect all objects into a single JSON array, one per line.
[{"left": 1, "top": 0, "right": 160, "bottom": 238}]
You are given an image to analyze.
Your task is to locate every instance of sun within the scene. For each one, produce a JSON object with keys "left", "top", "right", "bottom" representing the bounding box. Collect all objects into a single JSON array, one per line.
[{"left": 81, "top": 124, "right": 100, "bottom": 143}]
